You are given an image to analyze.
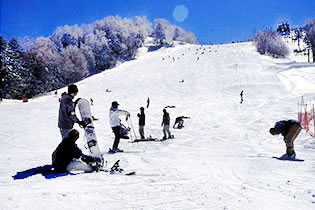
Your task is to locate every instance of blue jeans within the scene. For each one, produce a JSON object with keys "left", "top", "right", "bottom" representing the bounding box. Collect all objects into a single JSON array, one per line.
[{"left": 60, "top": 128, "right": 71, "bottom": 140}]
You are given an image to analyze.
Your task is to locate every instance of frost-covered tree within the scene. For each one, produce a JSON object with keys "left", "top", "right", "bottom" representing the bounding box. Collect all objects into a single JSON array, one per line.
[
  {"left": 153, "top": 19, "right": 176, "bottom": 46},
  {"left": 5, "top": 15, "right": 198, "bottom": 98},
  {"left": 60, "top": 45, "right": 89, "bottom": 83},
  {"left": 304, "top": 19, "right": 315, "bottom": 62},
  {"left": 253, "top": 30, "right": 289, "bottom": 58}
]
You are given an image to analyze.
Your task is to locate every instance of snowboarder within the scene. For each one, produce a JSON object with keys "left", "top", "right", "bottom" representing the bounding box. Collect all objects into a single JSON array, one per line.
[
  {"left": 269, "top": 119, "right": 302, "bottom": 159},
  {"left": 173, "top": 116, "right": 190, "bottom": 129},
  {"left": 240, "top": 90, "right": 244, "bottom": 104},
  {"left": 147, "top": 97, "right": 150, "bottom": 108},
  {"left": 58, "top": 84, "right": 86, "bottom": 140},
  {"left": 90, "top": 98, "right": 94, "bottom": 106},
  {"left": 161, "top": 109, "right": 172, "bottom": 139},
  {"left": 137, "top": 107, "right": 145, "bottom": 139},
  {"left": 52, "top": 129, "right": 101, "bottom": 173},
  {"left": 109, "top": 101, "right": 130, "bottom": 152}
]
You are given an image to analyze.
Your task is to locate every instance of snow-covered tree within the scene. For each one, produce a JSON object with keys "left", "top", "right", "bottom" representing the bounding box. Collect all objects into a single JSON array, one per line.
[
  {"left": 253, "top": 30, "right": 289, "bottom": 58},
  {"left": 3, "top": 15, "right": 198, "bottom": 98},
  {"left": 153, "top": 19, "right": 176, "bottom": 46},
  {"left": 304, "top": 19, "right": 315, "bottom": 62}
]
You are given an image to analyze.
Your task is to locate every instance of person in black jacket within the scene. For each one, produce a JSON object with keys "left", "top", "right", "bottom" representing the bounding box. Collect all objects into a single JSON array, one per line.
[
  {"left": 161, "top": 109, "right": 172, "bottom": 139},
  {"left": 137, "top": 107, "right": 145, "bottom": 139},
  {"left": 269, "top": 119, "right": 302, "bottom": 158},
  {"left": 58, "top": 84, "right": 85, "bottom": 139},
  {"left": 52, "top": 129, "right": 100, "bottom": 173}
]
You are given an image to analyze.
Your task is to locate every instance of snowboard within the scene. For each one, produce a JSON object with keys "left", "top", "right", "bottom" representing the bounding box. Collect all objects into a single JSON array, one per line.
[
  {"left": 76, "top": 98, "right": 102, "bottom": 159},
  {"left": 107, "top": 148, "right": 141, "bottom": 154},
  {"left": 132, "top": 138, "right": 158, "bottom": 142},
  {"left": 272, "top": 156, "right": 304, "bottom": 162}
]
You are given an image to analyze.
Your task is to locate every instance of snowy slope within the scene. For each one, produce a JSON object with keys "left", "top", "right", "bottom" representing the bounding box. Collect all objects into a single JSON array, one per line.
[{"left": 0, "top": 41, "right": 315, "bottom": 210}]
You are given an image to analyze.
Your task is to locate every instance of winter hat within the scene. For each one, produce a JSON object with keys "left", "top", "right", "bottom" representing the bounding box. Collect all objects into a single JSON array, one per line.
[
  {"left": 112, "top": 101, "right": 119, "bottom": 107},
  {"left": 269, "top": 128, "right": 278, "bottom": 135},
  {"left": 140, "top": 107, "right": 144, "bottom": 111},
  {"left": 68, "top": 129, "right": 79, "bottom": 141},
  {"left": 68, "top": 84, "right": 78, "bottom": 94}
]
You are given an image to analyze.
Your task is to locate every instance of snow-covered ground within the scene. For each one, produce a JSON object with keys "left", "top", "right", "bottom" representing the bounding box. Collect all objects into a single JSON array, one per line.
[{"left": 0, "top": 41, "right": 315, "bottom": 210}]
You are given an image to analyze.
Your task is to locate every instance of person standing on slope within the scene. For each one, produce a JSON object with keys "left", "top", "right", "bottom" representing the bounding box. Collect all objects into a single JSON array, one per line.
[
  {"left": 52, "top": 129, "right": 101, "bottom": 173},
  {"left": 137, "top": 107, "right": 145, "bottom": 139},
  {"left": 240, "top": 90, "right": 244, "bottom": 104},
  {"left": 58, "top": 84, "right": 86, "bottom": 140},
  {"left": 269, "top": 119, "right": 302, "bottom": 159},
  {"left": 109, "top": 101, "right": 130, "bottom": 152},
  {"left": 161, "top": 109, "right": 172, "bottom": 140}
]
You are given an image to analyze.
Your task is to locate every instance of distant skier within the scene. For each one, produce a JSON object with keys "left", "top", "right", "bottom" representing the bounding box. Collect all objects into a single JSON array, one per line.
[
  {"left": 240, "top": 90, "right": 244, "bottom": 104},
  {"left": 58, "top": 84, "right": 86, "bottom": 139},
  {"left": 269, "top": 119, "right": 302, "bottom": 159},
  {"left": 161, "top": 109, "right": 172, "bottom": 139},
  {"left": 52, "top": 129, "right": 101, "bottom": 173},
  {"left": 137, "top": 107, "right": 145, "bottom": 139},
  {"left": 147, "top": 97, "right": 150, "bottom": 108},
  {"left": 173, "top": 116, "right": 190, "bottom": 129},
  {"left": 90, "top": 98, "right": 94, "bottom": 106},
  {"left": 109, "top": 101, "right": 130, "bottom": 152}
]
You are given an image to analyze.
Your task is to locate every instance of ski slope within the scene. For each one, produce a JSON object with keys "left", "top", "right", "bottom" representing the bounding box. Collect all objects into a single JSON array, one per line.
[{"left": 0, "top": 41, "right": 315, "bottom": 210}]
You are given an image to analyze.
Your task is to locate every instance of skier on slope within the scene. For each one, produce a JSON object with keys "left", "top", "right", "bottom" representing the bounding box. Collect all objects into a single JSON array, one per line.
[
  {"left": 58, "top": 84, "right": 86, "bottom": 140},
  {"left": 52, "top": 129, "right": 101, "bottom": 173},
  {"left": 109, "top": 101, "right": 130, "bottom": 152},
  {"left": 269, "top": 119, "right": 302, "bottom": 159},
  {"left": 137, "top": 107, "right": 145, "bottom": 139},
  {"left": 161, "top": 109, "right": 172, "bottom": 139}
]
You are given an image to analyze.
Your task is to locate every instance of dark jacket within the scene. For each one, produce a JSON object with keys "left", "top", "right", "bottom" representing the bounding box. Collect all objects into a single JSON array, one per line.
[
  {"left": 52, "top": 135, "right": 83, "bottom": 172},
  {"left": 162, "top": 112, "right": 170, "bottom": 125},
  {"left": 58, "top": 92, "right": 79, "bottom": 129},
  {"left": 274, "top": 120, "right": 300, "bottom": 137},
  {"left": 137, "top": 111, "right": 145, "bottom": 126}
]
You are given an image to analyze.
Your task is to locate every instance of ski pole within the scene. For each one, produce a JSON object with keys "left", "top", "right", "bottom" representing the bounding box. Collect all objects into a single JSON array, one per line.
[
  {"left": 129, "top": 117, "right": 138, "bottom": 140},
  {"left": 127, "top": 118, "right": 134, "bottom": 141}
]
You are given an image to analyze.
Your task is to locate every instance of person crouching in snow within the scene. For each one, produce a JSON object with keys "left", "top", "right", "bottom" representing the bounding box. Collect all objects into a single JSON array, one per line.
[
  {"left": 269, "top": 119, "right": 302, "bottom": 159},
  {"left": 52, "top": 129, "right": 101, "bottom": 173},
  {"left": 109, "top": 101, "right": 130, "bottom": 152}
]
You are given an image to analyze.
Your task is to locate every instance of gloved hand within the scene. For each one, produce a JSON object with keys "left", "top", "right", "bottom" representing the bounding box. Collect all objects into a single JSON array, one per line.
[
  {"left": 126, "top": 113, "right": 130, "bottom": 121},
  {"left": 93, "top": 157, "right": 102, "bottom": 163},
  {"left": 81, "top": 155, "right": 94, "bottom": 164},
  {"left": 78, "top": 120, "right": 87, "bottom": 128}
]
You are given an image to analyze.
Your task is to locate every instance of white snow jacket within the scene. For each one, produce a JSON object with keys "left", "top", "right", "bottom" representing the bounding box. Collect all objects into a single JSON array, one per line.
[{"left": 109, "top": 107, "right": 130, "bottom": 127}]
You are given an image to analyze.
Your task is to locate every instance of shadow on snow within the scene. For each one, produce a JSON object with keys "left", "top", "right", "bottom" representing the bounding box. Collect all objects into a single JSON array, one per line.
[{"left": 12, "top": 165, "right": 79, "bottom": 180}]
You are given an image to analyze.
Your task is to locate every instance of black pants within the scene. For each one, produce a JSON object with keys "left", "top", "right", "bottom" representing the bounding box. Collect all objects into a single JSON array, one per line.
[{"left": 112, "top": 126, "right": 121, "bottom": 150}]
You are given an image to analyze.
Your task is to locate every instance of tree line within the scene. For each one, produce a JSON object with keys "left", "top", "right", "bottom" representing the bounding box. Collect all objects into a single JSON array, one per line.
[
  {"left": 253, "top": 19, "right": 315, "bottom": 59},
  {"left": 0, "top": 16, "right": 197, "bottom": 99}
]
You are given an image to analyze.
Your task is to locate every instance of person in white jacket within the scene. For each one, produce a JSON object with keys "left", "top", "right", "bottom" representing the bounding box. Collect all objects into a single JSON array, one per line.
[{"left": 109, "top": 101, "right": 130, "bottom": 152}]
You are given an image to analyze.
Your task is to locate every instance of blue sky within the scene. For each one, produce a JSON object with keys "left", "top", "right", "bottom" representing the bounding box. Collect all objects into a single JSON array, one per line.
[{"left": 1, "top": 0, "right": 314, "bottom": 44}]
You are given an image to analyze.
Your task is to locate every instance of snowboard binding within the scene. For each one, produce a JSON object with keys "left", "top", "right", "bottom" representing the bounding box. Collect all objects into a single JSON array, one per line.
[{"left": 110, "top": 160, "right": 124, "bottom": 173}]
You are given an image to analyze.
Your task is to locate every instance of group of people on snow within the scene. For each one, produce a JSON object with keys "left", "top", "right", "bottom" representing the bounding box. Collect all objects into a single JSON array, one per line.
[
  {"left": 54, "top": 84, "right": 190, "bottom": 172},
  {"left": 53, "top": 84, "right": 304, "bottom": 173}
]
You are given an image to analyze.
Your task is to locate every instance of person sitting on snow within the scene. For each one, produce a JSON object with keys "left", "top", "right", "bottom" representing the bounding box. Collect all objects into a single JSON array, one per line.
[
  {"left": 109, "top": 101, "right": 130, "bottom": 152},
  {"left": 269, "top": 119, "right": 302, "bottom": 159},
  {"left": 52, "top": 129, "right": 101, "bottom": 173}
]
